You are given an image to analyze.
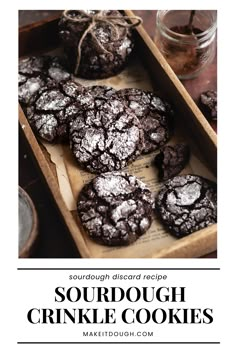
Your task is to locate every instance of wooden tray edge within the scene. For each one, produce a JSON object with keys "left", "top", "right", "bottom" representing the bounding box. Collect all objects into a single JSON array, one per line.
[
  {"left": 19, "top": 105, "right": 92, "bottom": 258},
  {"left": 126, "top": 10, "right": 217, "bottom": 149}
]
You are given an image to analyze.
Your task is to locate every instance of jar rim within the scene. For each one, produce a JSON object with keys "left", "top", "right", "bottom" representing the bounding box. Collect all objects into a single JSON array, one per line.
[{"left": 156, "top": 10, "right": 217, "bottom": 44}]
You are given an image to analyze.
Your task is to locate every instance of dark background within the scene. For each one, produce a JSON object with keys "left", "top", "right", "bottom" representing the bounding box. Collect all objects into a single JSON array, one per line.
[{"left": 19, "top": 10, "right": 217, "bottom": 258}]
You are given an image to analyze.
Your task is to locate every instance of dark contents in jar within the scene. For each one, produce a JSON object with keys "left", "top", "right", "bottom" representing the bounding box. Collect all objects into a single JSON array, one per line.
[
  {"left": 170, "top": 25, "right": 202, "bottom": 36},
  {"left": 165, "top": 25, "right": 203, "bottom": 77}
]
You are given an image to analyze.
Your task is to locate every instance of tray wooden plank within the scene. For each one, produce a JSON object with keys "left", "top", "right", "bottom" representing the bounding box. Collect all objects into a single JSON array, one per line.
[
  {"left": 18, "top": 11, "right": 217, "bottom": 258},
  {"left": 19, "top": 14, "right": 60, "bottom": 56},
  {"left": 19, "top": 107, "right": 92, "bottom": 258}
]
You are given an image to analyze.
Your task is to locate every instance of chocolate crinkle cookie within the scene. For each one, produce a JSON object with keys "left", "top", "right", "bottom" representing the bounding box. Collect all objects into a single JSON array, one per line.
[
  {"left": 69, "top": 96, "right": 144, "bottom": 173},
  {"left": 26, "top": 80, "right": 84, "bottom": 142},
  {"left": 116, "top": 88, "right": 174, "bottom": 153},
  {"left": 18, "top": 56, "right": 71, "bottom": 106},
  {"left": 77, "top": 171, "right": 154, "bottom": 246},
  {"left": 58, "top": 10, "right": 135, "bottom": 79},
  {"left": 200, "top": 90, "right": 217, "bottom": 120},
  {"left": 156, "top": 175, "right": 217, "bottom": 237},
  {"left": 64, "top": 84, "right": 117, "bottom": 110},
  {"left": 18, "top": 56, "right": 48, "bottom": 106},
  {"left": 46, "top": 56, "right": 72, "bottom": 83},
  {"left": 154, "top": 143, "right": 190, "bottom": 181}
]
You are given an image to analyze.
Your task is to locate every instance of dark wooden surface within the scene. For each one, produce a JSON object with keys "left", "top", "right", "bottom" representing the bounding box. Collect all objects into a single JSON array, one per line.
[{"left": 18, "top": 10, "right": 217, "bottom": 258}]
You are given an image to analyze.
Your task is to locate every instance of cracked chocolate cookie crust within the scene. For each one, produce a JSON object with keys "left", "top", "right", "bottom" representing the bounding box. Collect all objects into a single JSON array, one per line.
[
  {"left": 77, "top": 171, "right": 154, "bottom": 246},
  {"left": 67, "top": 85, "right": 117, "bottom": 110},
  {"left": 18, "top": 56, "right": 71, "bottom": 106},
  {"left": 69, "top": 96, "right": 144, "bottom": 173},
  {"left": 200, "top": 90, "right": 217, "bottom": 120},
  {"left": 154, "top": 143, "right": 190, "bottom": 181},
  {"left": 156, "top": 175, "right": 217, "bottom": 237},
  {"left": 26, "top": 80, "right": 84, "bottom": 142},
  {"left": 59, "top": 10, "right": 135, "bottom": 79},
  {"left": 116, "top": 88, "right": 174, "bottom": 153}
]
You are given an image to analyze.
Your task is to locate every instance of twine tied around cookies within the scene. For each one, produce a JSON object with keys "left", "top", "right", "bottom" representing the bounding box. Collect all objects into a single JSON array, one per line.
[{"left": 63, "top": 10, "right": 143, "bottom": 75}]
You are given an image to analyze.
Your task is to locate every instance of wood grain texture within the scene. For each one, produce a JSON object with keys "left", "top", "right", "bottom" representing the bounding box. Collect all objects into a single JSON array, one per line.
[{"left": 19, "top": 15, "right": 60, "bottom": 57}]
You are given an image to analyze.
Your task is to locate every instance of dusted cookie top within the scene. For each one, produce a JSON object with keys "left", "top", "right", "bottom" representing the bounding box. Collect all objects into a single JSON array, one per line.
[
  {"left": 18, "top": 56, "right": 71, "bottom": 106},
  {"left": 117, "top": 88, "right": 174, "bottom": 153},
  {"left": 65, "top": 84, "right": 117, "bottom": 110},
  {"left": 77, "top": 171, "right": 154, "bottom": 246},
  {"left": 59, "top": 10, "right": 135, "bottom": 79},
  {"left": 200, "top": 90, "right": 217, "bottom": 120},
  {"left": 69, "top": 96, "right": 144, "bottom": 173},
  {"left": 156, "top": 175, "right": 217, "bottom": 237},
  {"left": 26, "top": 80, "right": 84, "bottom": 142},
  {"left": 18, "top": 76, "right": 46, "bottom": 107},
  {"left": 82, "top": 85, "right": 116, "bottom": 102},
  {"left": 46, "top": 56, "right": 71, "bottom": 83},
  {"left": 19, "top": 56, "right": 48, "bottom": 76}
]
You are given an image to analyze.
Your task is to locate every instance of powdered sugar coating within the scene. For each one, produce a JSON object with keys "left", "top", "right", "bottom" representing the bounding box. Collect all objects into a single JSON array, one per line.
[
  {"left": 117, "top": 88, "right": 174, "bottom": 153},
  {"left": 77, "top": 171, "right": 154, "bottom": 246},
  {"left": 18, "top": 55, "right": 71, "bottom": 107},
  {"left": 63, "top": 84, "right": 117, "bottom": 110},
  {"left": 156, "top": 175, "right": 217, "bottom": 237},
  {"left": 47, "top": 57, "right": 71, "bottom": 82},
  {"left": 18, "top": 77, "right": 45, "bottom": 105},
  {"left": 36, "top": 90, "right": 71, "bottom": 111},
  {"left": 26, "top": 80, "right": 84, "bottom": 142},
  {"left": 69, "top": 97, "right": 144, "bottom": 173},
  {"left": 33, "top": 113, "right": 58, "bottom": 141},
  {"left": 19, "top": 56, "right": 48, "bottom": 76},
  {"left": 18, "top": 73, "right": 27, "bottom": 85},
  {"left": 58, "top": 10, "right": 134, "bottom": 79},
  {"left": 200, "top": 90, "right": 217, "bottom": 120}
]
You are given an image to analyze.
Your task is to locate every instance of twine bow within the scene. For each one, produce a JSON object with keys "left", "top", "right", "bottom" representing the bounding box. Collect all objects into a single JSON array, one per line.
[{"left": 63, "top": 10, "right": 143, "bottom": 75}]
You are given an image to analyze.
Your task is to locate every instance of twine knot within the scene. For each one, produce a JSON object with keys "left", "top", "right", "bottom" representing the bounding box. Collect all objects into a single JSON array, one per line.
[{"left": 62, "top": 10, "right": 143, "bottom": 75}]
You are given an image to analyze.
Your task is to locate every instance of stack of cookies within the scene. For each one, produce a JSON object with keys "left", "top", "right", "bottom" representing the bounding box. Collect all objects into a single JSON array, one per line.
[
  {"left": 18, "top": 55, "right": 174, "bottom": 246},
  {"left": 58, "top": 10, "right": 137, "bottom": 79},
  {"left": 18, "top": 10, "right": 217, "bottom": 247}
]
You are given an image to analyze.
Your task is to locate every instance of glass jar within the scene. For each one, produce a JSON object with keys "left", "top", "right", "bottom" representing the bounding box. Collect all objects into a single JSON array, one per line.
[{"left": 154, "top": 10, "right": 217, "bottom": 79}]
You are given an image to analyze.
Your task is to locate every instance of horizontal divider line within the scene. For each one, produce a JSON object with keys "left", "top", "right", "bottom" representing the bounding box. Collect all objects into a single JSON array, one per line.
[
  {"left": 17, "top": 268, "right": 220, "bottom": 271},
  {"left": 18, "top": 341, "right": 220, "bottom": 344}
]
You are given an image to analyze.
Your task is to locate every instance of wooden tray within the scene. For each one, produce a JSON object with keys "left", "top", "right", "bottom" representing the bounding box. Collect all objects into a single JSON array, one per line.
[{"left": 19, "top": 10, "right": 217, "bottom": 258}]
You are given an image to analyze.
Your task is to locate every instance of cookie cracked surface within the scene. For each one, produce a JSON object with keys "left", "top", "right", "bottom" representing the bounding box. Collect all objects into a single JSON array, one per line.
[
  {"left": 69, "top": 96, "right": 144, "bottom": 173},
  {"left": 117, "top": 88, "right": 174, "bottom": 153},
  {"left": 200, "top": 90, "right": 217, "bottom": 120},
  {"left": 66, "top": 84, "right": 117, "bottom": 110},
  {"left": 156, "top": 175, "right": 217, "bottom": 237},
  {"left": 18, "top": 55, "right": 71, "bottom": 106},
  {"left": 77, "top": 171, "right": 154, "bottom": 246},
  {"left": 59, "top": 10, "right": 134, "bottom": 79},
  {"left": 26, "top": 80, "right": 84, "bottom": 142},
  {"left": 154, "top": 143, "right": 190, "bottom": 181}
]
